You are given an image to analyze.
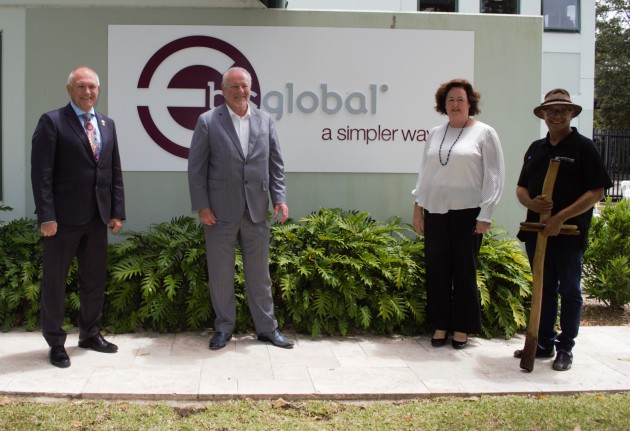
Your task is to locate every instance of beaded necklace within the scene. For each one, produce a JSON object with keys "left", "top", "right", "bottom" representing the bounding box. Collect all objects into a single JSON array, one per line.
[{"left": 438, "top": 118, "right": 469, "bottom": 166}]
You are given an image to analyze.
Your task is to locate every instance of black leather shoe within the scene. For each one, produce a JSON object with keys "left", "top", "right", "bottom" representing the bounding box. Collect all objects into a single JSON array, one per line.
[
  {"left": 431, "top": 337, "right": 447, "bottom": 347},
  {"left": 451, "top": 332, "right": 468, "bottom": 349},
  {"left": 514, "top": 345, "right": 555, "bottom": 359},
  {"left": 209, "top": 332, "right": 232, "bottom": 350},
  {"left": 49, "top": 346, "right": 71, "bottom": 368},
  {"left": 78, "top": 333, "right": 118, "bottom": 353},
  {"left": 451, "top": 339, "right": 468, "bottom": 349},
  {"left": 552, "top": 349, "right": 573, "bottom": 371},
  {"left": 257, "top": 329, "right": 294, "bottom": 348}
]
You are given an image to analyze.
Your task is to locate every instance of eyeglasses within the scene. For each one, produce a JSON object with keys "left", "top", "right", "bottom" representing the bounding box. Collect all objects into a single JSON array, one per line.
[{"left": 543, "top": 108, "right": 573, "bottom": 116}]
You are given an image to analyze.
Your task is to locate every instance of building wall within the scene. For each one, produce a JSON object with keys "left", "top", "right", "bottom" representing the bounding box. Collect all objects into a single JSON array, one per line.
[
  {"left": 0, "top": 8, "right": 27, "bottom": 219},
  {"left": 288, "top": 0, "right": 596, "bottom": 138},
  {"left": 1, "top": 5, "right": 541, "bottom": 240}
]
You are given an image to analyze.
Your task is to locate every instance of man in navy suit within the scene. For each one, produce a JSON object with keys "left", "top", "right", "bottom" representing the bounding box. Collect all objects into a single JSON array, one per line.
[
  {"left": 31, "top": 66, "right": 125, "bottom": 368},
  {"left": 188, "top": 67, "right": 293, "bottom": 350}
]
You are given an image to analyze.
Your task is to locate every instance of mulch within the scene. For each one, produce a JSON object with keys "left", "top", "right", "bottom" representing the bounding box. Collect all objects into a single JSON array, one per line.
[{"left": 580, "top": 298, "right": 630, "bottom": 326}]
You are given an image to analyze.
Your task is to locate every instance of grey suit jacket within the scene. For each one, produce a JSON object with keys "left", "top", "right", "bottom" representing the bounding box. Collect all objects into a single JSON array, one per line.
[{"left": 188, "top": 103, "right": 286, "bottom": 224}]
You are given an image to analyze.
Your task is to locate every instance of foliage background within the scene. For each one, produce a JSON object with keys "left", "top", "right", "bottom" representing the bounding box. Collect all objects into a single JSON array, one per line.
[
  {"left": 0, "top": 209, "right": 533, "bottom": 339},
  {"left": 583, "top": 199, "right": 630, "bottom": 308},
  {"left": 595, "top": 0, "right": 630, "bottom": 131}
]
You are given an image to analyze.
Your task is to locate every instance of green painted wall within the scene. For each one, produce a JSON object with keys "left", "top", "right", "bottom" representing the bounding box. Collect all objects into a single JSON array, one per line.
[{"left": 23, "top": 8, "right": 541, "bottom": 236}]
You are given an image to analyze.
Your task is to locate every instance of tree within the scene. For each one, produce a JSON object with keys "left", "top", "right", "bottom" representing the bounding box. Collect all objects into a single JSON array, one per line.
[{"left": 595, "top": 0, "right": 630, "bottom": 131}]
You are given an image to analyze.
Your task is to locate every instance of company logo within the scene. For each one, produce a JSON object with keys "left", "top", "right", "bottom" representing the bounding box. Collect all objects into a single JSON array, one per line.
[
  {"left": 136, "top": 35, "right": 261, "bottom": 159},
  {"left": 136, "top": 34, "right": 387, "bottom": 160}
]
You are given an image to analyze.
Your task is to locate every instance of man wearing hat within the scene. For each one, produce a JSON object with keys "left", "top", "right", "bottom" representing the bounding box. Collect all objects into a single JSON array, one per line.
[{"left": 514, "top": 88, "right": 612, "bottom": 371}]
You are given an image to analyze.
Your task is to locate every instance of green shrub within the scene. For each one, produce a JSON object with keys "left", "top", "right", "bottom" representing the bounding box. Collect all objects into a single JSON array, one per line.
[
  {"left": 105, "top": 216, "right": 213, "bottom": 332},
  {"left": 270, "top": 208, "right": 425, "bottom": 337},
  {"left": 478, "top": 228, "right": 532, "bottom": 339},
  {"left": 0, "top": 218, "right": 42, "bottom": 331},
  {"left": 0, "top": 204, "right": 12, "bottom": 224},
  {"left": 0, "top": 210, "right": 532, "bottom": 339},
  {"left": 583, "top": 198, "right": 630, "bottom": 309},
  {"left": 0, "top": 218, "right": 81, "bottom": 332}
]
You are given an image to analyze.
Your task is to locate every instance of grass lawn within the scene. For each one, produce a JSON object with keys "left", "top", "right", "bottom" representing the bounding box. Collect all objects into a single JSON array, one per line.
[{"left": 1, "top": 392, "right": 629, "bottom": 430}]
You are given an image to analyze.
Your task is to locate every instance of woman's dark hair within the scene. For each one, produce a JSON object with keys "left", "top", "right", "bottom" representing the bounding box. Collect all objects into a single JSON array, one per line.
[{"left": 434, "top": 79, "right": 481, "bottom": 116}]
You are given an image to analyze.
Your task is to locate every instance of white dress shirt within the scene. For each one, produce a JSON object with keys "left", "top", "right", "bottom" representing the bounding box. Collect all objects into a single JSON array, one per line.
[{"left": 227, "top": 104, "right": 251, "bottom": 157}]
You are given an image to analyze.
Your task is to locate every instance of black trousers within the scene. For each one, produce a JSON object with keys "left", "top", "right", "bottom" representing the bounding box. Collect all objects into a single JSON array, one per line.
[
  {"left": 424, "top": 208, "right": 483, "bottom": 334},
  {"left": 40, "top": 213, "right": 108, "bottom": 347}
]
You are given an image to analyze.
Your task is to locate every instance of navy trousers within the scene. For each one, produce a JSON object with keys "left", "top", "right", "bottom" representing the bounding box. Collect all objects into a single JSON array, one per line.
[{"left": 525, "top": 240, "right": 583, "bottom": 352}]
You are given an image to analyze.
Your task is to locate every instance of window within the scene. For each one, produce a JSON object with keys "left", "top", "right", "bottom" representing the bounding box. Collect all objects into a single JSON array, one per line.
[
  {"left": 418, "top": 0, "right": 457, "bottom": 12},
  {"left": 542, "top": 0, "right": 580, "bottom": 32},
  {"left": 480, "top": 0, "right": 519, "bottom": 14}
]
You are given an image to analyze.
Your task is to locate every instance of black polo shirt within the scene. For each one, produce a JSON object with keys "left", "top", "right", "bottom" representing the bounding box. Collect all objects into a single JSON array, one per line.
[{"left": 517, "top": 127, "right": 613, "bottom": 251}]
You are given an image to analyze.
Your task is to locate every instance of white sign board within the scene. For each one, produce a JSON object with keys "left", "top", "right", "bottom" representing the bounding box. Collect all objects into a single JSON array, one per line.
[{"left": 108, "top": 25, "right": 474, "bottom": 172}]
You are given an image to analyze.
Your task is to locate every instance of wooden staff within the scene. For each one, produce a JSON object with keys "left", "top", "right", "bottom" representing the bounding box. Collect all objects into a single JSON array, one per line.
[
  {"left": 519, "top": 222, "right": 579, "bottom": 236},
  {"left": 519, "top": 159, "right": 563, "bottom": 372}
]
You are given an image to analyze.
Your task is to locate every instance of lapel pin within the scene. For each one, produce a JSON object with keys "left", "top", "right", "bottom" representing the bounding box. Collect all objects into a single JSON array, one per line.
[{"left": 100, "top": 119, "right": 106, "bottom": 127}]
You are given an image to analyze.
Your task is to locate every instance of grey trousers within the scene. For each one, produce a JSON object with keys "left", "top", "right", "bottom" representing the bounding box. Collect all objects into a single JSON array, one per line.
[{"left": 203, "top": 213, "right": 277, "bottom": 334}]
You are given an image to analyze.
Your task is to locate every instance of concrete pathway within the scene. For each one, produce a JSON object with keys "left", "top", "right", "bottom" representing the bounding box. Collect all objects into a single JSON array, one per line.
[{"left": 1, "top": 326, "right": 629, "bottom": 401}]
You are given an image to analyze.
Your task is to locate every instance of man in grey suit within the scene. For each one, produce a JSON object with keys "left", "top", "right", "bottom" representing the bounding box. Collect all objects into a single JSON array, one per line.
[{"left": 188, "top": 67, "right": 293, "bottom": 350}]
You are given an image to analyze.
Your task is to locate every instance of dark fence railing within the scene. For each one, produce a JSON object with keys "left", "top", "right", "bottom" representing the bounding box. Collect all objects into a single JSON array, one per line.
[{"left": 593, "top": 129, "right": 630, "bottom": 201}]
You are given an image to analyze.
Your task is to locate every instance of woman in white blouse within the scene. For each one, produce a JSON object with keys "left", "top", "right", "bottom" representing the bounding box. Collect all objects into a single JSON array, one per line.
[{"left": 412, "top": 79, "right": 504, "bottom": 349}]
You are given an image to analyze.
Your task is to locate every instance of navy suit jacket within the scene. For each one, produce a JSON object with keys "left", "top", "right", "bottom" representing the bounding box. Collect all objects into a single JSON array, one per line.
[
  {"left": 31, "top": 103, "right": 125, "bottom": 225},
  {"left": 188, "top": 103, "right": 286, "bottom": 224}
]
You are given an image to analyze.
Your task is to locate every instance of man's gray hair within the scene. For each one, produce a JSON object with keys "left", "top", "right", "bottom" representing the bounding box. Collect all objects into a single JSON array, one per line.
[{"left": 222, "top": 67, "right": 252, "bottom": 87}]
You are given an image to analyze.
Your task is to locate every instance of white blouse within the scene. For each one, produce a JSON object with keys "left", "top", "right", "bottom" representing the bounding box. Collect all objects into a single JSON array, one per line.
[{"left": 412, "top": 120, "right": 505, "bottom": 222}]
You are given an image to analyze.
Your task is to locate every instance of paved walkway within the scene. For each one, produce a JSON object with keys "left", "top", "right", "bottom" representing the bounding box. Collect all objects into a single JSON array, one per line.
[{"left": 1, "top": 326, "right": 629, "bottom": 401}]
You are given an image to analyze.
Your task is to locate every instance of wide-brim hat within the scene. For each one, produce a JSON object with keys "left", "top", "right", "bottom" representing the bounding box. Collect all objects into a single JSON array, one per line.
[{"left": 533, "top": 89, "right": 582, "bottom": 119}]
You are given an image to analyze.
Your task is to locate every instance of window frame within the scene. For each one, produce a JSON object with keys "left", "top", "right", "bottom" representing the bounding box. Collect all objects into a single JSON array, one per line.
[
  {"left": 479, "top": 0, "right": 520, "bottom": 14},
  {"left": 417, "top": 0, "right": 458, "bottom": 13},
  {"left": 542, "top": 0, "right": 581, "bottom": 33}
]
